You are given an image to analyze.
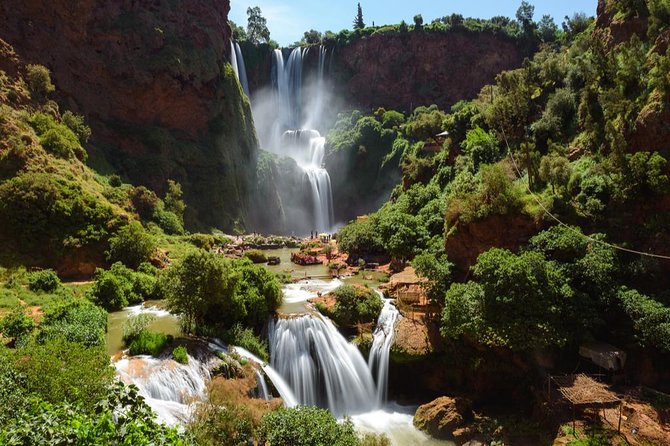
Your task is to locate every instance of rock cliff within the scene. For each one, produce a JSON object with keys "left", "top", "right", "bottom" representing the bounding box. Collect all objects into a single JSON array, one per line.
[{"left": 0, "top": 0, "right": 257, "bottom": 230}]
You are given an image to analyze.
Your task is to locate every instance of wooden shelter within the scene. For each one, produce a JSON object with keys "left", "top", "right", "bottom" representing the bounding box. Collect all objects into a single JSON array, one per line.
[{"left": 548, "top": 374, "right": 622, "bottom": 434}]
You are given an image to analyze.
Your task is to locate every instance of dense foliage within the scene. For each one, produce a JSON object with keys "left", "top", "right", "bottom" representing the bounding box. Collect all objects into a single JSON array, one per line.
[
  {"left": 162, "top": 251, "right": 282, "bottom": 334},
  {"left": 259, "top": 406, "right": 359, "bottom": 446},
  {"left": 325, "top": 285, "right": 383, "bottom": 326}
]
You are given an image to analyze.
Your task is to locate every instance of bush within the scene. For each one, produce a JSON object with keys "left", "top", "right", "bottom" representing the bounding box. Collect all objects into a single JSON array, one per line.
[
  {"left": 89, "top": 262, "right": 157, "bottom": 311},
  {"left": 11, "top": 338, "right": 114, "bottom": 412},
  {"left": 618, "top": 287, "right": 670, "bottom": 351},
  {"left": 28, "top": 269, "right": 61, "bottom": 292},
  {"left": 128, "top": 330, "right": 169, "bottom": 357},
  {"left": 221, "top": 324, "right": 268, "bottom": 362},
  {"left": 259, "top": 406, "right": 360, "bottom": 446},
  {"left": 330, "top": 285, "right": 383, "bottom": 326},
  {"left": 188, "top": 233, "right": 216, "bottom": 250},
  {"left": 172, "top": 345, "right": 188, "bottom": 364},
  {"left": 25, "top": 64, "right": 55, "bottom": 100},
  {"left": 244, "top": 249, "right": 267, "bottom": 264},
  {"left": 61, "top": 111, "right": 91, "bottom": 143},
  {"left": 461, "top": 126, "right": 502, "bottom": 170},
  {"left": 28, "top": 112, "right": 85, "bottom": 160},
  {"left": 38, "top": 299, "right": 107, "bottom": 347},
  {"left": 337, "top": 217, "right": 384, "bottom": 259},
  {"left": 122, "top": 313, "right": 157, "bottom": 345},
  {"left": 108, "top": 174, "right": 123, "bottom": 188},
  {"left": 106, "top": 221, "right": 156, "bottom": 269},
  {"left": 129, "top": 186, "right": 159, "bottom": 220},
  {"left": 0, "top": 307, "right": 35, "bottom": 343},
  {"left": 153, "top": 207, "right": 184, "bottom": 235}
]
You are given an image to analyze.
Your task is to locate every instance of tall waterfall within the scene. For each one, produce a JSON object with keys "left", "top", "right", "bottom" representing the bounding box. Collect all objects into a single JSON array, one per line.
[
  {"left": 265, "top": 46, "right": 334, "bottom": 233},
  {"left": 230, "top": 40, "right": 249, "bottom": 97}
]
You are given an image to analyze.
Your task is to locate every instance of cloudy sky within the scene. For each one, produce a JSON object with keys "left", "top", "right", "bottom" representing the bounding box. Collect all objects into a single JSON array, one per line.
[{"left": 228, "top": 0, "right": 599, "bottom": 46}]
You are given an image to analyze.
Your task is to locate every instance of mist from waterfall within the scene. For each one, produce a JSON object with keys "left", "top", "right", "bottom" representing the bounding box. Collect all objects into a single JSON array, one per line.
[{"left": 251, "top": 45, "right": 338, "bottom": 234}]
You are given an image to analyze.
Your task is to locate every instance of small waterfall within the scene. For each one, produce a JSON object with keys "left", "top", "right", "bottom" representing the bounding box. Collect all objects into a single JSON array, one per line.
[
  {"left": 115, "top": 355, "right": 209, "bottom": 425},
  {"left": 255, "top": 369, "right": 271, "bottom": 401},
  {"left": 368, "top": 293, "right": 400, "bottom": 405},
  {"left": 233, "top": 346, "right": 298, "bottom": 407},
  {"left": 230, "top": 40, "right": 250, "bottom": 97},
  {"left": 269, "top": 314, "right": 377, "bottom": 417}
]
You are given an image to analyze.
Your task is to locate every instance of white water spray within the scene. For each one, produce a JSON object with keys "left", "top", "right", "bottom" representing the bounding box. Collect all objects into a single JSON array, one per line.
[{"left": 368, "top": 292, "right": 400, "bottom": 405}]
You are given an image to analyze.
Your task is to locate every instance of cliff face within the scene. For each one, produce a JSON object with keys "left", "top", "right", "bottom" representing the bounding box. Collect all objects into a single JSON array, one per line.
[
  {"left": 0, "top": 0, "right": 257, "bottom": 230},
  {"left": 329, "top": 31, "right": 530, "bottom": 112}
]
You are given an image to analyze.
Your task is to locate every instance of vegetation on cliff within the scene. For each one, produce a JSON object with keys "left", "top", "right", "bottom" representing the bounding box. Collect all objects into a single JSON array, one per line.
[{"left": 336, "top": 0, "right": 670, "bottom": 372}]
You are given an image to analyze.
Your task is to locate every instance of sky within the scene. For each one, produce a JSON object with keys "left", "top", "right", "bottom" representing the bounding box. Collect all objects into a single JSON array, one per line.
[{"left": 229, "top": 0, "right": 599, "bottom": 46}]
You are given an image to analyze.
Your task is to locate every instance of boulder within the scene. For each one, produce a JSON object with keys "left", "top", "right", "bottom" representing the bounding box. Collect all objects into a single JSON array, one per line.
[{"left": 413, "top": 396, "right": 473, "bottom": 440}]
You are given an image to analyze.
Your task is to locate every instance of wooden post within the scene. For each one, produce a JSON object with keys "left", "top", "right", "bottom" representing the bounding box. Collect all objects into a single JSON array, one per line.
[
  {"left": 617, "top": 401, "right": 622, "bottom": 433},
  {"left": 572, "top": 404, "right": 576, "bottom": 435}
]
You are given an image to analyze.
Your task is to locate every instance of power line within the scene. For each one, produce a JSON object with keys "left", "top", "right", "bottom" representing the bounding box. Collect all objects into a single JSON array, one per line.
[{"left": 501, "top": 131, "right": 670, "bottom": 260}]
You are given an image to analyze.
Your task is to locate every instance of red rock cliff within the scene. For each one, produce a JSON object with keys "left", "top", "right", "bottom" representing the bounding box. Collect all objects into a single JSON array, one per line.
[
  {"left": 0, "top": 0, "right": 257, "bottom": 230},
  {"left": 330, "top": 30, "right": 531, "bottom": 111}
]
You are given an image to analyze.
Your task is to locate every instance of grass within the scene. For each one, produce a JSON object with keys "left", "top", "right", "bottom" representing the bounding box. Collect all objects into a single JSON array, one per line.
[
  {"left": 128, "top": 330, "right": 170, "bottom": 357},
  {"left": 343, "top": 270, "right": 390, "bottom": 288},
  {"left": 172, "top": 345, "right": 188, "bottom": 364}
]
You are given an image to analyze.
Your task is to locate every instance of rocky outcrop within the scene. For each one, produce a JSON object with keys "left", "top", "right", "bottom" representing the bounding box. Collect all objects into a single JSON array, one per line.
[
  {"left": 413, "top": 396, "right": 473, "bottom": 440},
  {"left": 445, "top": 213, "right": 543, "bottom": 274},
  {"left": 596, "top": 0, "right": 648, "bottom": 45},
  {"left": 0, "top": 0, "right": 257, "bottom": 230}
]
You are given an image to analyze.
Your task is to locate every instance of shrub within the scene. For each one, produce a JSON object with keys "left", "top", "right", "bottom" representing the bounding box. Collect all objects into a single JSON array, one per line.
[
  {"left": 259, "top": 406, "right": 359, "bottom": 446},
  {"left": 38, "top": 299, "right": 107, "bottom": 347},
  {"left": 153, "top": 207, "right": 184, "bottom": 235},
  {"left": 28, "top": 112, "right": 85, "bottom": 160},
  {"left": 172, "top": 345, "right": 189, "bottom": 364},
  {"left": 122, "top": 313, "right": 157, "bottom": 345},
  {"left": 221, "top": 324, "right": 268, "bottom": 362},
  {"left": 61, "top": 111, "right": 92, "bottom": 143},
  {"left": 129, "top": 186, "right": 159, "bottom": 220},
  {"left": 337, "top": 217, "right": 384, "bottom": 259},
  {"left": 128, "top": 330, "right": 169, "bottom": 357},
  {"left": 461, "top": 126, "right": 502, "bottom": 170},
  {"left": 11, "top": 338, "right": 114, "bottom": 412},
  {"left": 188, "top": 233, "right": 215, "bottom": 250},
  {"left": 106, "top": 221, "right": 156, "bottom": 269},
  {"left": 25, "top": 64, "right": 55, "bottom": 100},
  {"left": 331, "top": 285, "right": 383, "bottom": 326},
  {"left": 28, "top": 269, "right": 61, "bottom": 293},
  {"left": 618, "top": 287, "right": 670, "bottom": 351},
  {"left": 0, "top": 307, "right": 35, "bottom": 343},
  {"left": 108, "top": 174, "right": 123, "bottom": 188},
  {"left": 244, "top": 249, "right": 267, "bottom": 263}
]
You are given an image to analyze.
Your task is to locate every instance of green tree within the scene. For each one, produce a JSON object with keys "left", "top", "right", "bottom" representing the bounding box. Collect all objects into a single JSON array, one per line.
[
  {"left": 413, "top": 14, "right": 424, "bottom": 29},
  {"left": 539, "top": 153, "right": 572, "bottom": 194},
  {"left": 247, "top": 6, "right": 271, "bottom": 44},
  {"left": 164, "top": 179, "right": 186, "bottom": 223},
  {"left": 330, "top": 285, "right": 383, "bottom": 326},
  {"left": 412, "top": 252, "right": 453, "bottom": 303},
  {"left": 461, "top": 126, "right": 502, "bottom": 170},
  {"left": 61, "top": 111, "right": 92, "bottom": 143},
  {"left": 106, "top": 221, "right": 156, "bottom": 269},
  {"left": 229, "top": 20, "right": 248, "bottom": 41},
  {"left": 28, "top": 269, "right": 61, "bottom": 292},
  {"left": 161, "top": 251, "right": 240, "bottom": 334},
  {"left": 302, "top": 29, "right": 323, "bottom": 44},
  {"left": 353, "top": 3, "right": 365, "bottom": 30},
  {"left": 516, "top": 1, "right": 536, "bottom": 33},
  {"left": 25, "top": 64, "right": 55, "bottom": 100},
  {"left": 538, "top": 14, "right": 558, "bottom": 41}
]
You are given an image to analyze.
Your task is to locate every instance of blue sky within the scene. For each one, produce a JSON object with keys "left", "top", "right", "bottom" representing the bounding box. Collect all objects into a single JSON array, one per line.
[{"left": 229, "top": 0, "right": 598, "bottom": 46}]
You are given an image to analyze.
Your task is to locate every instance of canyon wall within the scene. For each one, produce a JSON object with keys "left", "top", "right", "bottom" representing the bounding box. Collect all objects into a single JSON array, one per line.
[{"left": 0, "top": 0, "right": 257, "bottom": 230}]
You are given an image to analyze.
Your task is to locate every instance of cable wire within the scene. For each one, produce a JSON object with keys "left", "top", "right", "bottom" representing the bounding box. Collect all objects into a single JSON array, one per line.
[{"left": 500, "top": 131, "right": 670, "bottom": 260}]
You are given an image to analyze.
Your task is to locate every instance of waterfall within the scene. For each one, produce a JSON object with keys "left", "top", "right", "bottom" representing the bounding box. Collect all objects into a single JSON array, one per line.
[
  {"left": 233, "top": 346, "right": 299, "bottom": 407},
  {"left": 368, "top": 293, "right": 400, "bottom": 405},
  {"left": 265, "top": 47, "right": 334, "bottom": 233},
  {"left": 255, "top": 369, "right": 271, "bottom": 401},
  {"left": 230, "top": 40, "right": 249, "bottom": 97},
  {"left": 115, "top": 355, "right": 209, "bottom": 425},
  {"left": 269, "top": 314, "right": 378, "bottom": 417}
]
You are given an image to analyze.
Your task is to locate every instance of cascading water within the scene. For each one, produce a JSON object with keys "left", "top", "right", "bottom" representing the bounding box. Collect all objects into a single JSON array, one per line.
[
  {"left": 265, "top": 46, "right": 334, "bottom": 233},
  {"left": 230, "top": 40, "right": 249, "bottom": 97},
  {"left": 115, "top": 354, "right": 209, "bottom": 425},
  {"left": 269, "top": 314, "right": 378, "bottom": 417},
  {"left": 368, "top": 292, "right": 401, "bottom": 405}
]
